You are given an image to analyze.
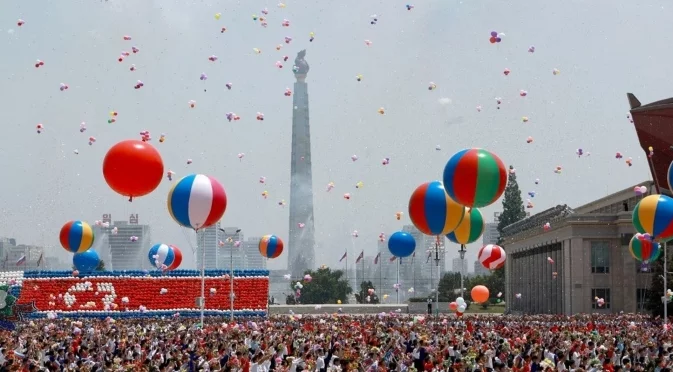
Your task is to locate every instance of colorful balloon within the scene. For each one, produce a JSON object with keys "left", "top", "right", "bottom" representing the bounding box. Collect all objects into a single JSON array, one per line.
[
  {"left": 408, "top": 181, "right": 464, "bottom": 236},
  {"left": 478, "top": 244, "right": 506, "bottom": 270},
  {"left": 388, "top": 231, "right": 416, "bottom": 258},
  {"left": 443, "top": 148, "right": 507, "bottom": 208},
  {"left": 73, "top": 249, "right": 100, "bottom": 272},
  {"left": 59, "top": 221, "right": 95, "bottom": 253},
  {"left": 471, "top": 285, "right": 490, "bottom": 303},
  {"left": 102, "top": 140, "right": 164, "bottom": 201},
  {"left": 629, "top": 234, "right": 661, "bottom": 263},
  {"left": 259, "top": 235, "right": 284, "bottom": 258},
  {"left": 446, "top": 208, "right": 485, "bottom": 245},
  {"left": 148, "top": 243, "right": 183, "bottom": 270},
  {"left": 632, "top": 194, "right": 673, "bottom": 240},
  {"left": 167, "top": 174, "right": 227, "bottom": 230}
]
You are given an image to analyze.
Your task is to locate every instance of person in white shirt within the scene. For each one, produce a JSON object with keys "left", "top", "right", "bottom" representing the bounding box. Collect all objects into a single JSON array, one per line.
[{"left": 315, "top": 349, "right": 325, "bottom": 372}]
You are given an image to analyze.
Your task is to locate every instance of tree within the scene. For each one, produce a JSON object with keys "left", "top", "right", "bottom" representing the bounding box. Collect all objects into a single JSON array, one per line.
[
  {"left": 285, "top": 266, "right": 352, "bottom": 304},
  {"left": 354, "top": 280, "right": 380, "bottom": 304},
  {"left": 437, "top": 272, "right": 462, "bottom": 301},
  {"left": 493, "top": 165, "right": 527, "bottom": 302},
  {"left": 497, "top": 165, "right": 527, "bottom": 242},
  {"left": 646, "top": 254, "right": 672, "bottom": 317}
]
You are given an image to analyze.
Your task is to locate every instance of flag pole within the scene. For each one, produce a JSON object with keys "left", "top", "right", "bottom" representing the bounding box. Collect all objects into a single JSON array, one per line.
[
  {"left": 361, "top": 252, "right": 365, "bottom": 300},
  {"left": 396, "top": 258, "right": 400, "bottom": 304}
]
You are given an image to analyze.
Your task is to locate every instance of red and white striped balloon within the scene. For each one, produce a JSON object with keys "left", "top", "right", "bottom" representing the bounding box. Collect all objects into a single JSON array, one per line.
[{"left": 478, "top": 244, "right": 506, "bottom": 270}]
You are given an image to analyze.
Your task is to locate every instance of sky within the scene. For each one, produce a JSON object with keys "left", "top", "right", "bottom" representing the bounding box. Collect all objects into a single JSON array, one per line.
[{"left": 0, "top": 0, "right": 671, "bottom": 272}]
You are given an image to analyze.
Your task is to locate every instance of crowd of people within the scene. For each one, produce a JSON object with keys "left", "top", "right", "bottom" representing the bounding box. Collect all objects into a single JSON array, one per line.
[{"left": 0, "top": 313, "right": 671, "bottom": 371}]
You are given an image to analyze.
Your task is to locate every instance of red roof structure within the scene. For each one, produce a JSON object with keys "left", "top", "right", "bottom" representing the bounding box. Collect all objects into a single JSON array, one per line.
[{"left": 628, "top": 93, "right": 673, "bottom": 194}]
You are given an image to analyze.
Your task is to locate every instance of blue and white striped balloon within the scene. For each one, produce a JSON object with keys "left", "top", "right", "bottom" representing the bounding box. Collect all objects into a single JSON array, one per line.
[
  {"left": 167, "top": 174, "right": 228, "bottom": 230},
  {"left": 148, "top": 243, "right": 183, "bottom": 270}
]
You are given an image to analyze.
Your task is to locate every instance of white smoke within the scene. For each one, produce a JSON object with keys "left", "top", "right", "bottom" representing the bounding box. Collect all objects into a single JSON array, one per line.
[{"left": 438, "top": 97, "right": 452, "bottom": 106}]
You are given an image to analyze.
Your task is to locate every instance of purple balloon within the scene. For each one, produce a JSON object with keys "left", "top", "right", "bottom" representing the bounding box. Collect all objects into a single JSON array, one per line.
[
  {"left": 490, "top": 31, "right": 498, "bottom": 37},
  {"left": 495, "top": 37, "right": 502, "bottom": 42}
]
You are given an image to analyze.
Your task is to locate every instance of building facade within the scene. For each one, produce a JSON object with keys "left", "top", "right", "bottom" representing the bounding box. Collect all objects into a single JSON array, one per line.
[
  {"left": 287, "top": 50, "right": 316, "bottom": 277},
  {"left": 474, "top": 260, "right": 490, "bottom": 276},
  {"left": 196, "top": 224, "right": 243, "bottom": 270},
  {"left": 94, "top": 214, "right": 151, "bottom": 271},
  {"left": 483, "top": 223, "right": 500, "bottom": 245},
  {"left": 502, "top": 181, "right": 655, "bottom": 314},
  {"left": 242, "top": 237, "right": 266, "bottom": 270}
]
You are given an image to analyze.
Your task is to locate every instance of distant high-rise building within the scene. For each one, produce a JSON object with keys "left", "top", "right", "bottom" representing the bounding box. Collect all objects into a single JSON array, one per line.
[
  {"left": 287, "top": 50, "right": 316, "bottom": 277},
  {"left": 483, "top": 223, "right": 500, "bottom": 245},
  {"left": 474, "top": 260, "right": 490, "bottom": 276},
  {"left": 452, "top": 257, "right": 468, "bottom": 275},
  {"left": 93, "top": 214, "right": 151, "bottom": 271},
  {"left": 196, "top": 224, "right": 243, "bottom": 270},
  {"left": 242, "top": 237, "right": 266, "bottom": 270}
]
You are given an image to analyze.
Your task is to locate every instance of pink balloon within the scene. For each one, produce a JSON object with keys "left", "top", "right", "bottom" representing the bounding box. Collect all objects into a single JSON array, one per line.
[{"left": 449, "top": 302, "right": 458, "bottom": 311}]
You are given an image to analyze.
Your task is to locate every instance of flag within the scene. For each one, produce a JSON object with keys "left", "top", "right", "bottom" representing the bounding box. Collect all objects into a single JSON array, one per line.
[
  {"left": 339, "top": 252, "right": 347, "bottom": 262},
  {"left": 15, "top": 255, "right": 26, "bottom": 266},
  {"left": 36, "top": 253, "right": 43, "bottom": 267},
  {"left": 390, "top": 256, "right": 397, "bottom": 262},
  {"left": 374, "top": 252, "right": 381, "bottom": 264},
  {"left": 355, "top": 251, "right": 364, "bottom": 264}
]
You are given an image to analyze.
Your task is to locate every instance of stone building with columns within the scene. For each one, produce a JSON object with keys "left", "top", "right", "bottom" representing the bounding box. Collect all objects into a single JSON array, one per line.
[{"left": 501, "top": 180, "right": 656, "bottom": 315}]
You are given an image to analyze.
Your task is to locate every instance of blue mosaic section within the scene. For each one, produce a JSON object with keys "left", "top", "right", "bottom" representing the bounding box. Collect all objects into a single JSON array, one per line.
[{"left": 23, "top": 269, "right": 269, "bottom": 278}]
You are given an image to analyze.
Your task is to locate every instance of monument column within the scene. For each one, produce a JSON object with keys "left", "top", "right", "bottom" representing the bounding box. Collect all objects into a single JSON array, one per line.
[{"left": 288, "top": 50, "right": 316, "bottom": 277}]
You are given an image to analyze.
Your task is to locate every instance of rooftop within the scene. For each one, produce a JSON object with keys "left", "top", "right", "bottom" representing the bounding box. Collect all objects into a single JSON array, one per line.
[{"left": 500, "top": 180, "right": 652, "bottom": 243}]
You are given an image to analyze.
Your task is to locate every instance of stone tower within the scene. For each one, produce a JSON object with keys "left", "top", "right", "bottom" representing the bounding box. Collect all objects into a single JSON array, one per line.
[{"left": 288, "top": 50, "right": 316, "bottom": 277}]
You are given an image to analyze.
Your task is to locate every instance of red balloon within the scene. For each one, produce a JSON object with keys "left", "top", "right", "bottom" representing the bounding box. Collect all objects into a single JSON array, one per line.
[
  {"left": 489, "top": 37, "right": 496, "bottom": 44},
  {"left": 103, "top": 140, "right": 164, "bottom": 200}
]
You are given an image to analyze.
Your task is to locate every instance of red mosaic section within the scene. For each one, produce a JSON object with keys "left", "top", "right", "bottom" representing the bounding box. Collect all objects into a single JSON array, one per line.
[{"left": 18, "top": 277, "right": 268, "bottom": 311}]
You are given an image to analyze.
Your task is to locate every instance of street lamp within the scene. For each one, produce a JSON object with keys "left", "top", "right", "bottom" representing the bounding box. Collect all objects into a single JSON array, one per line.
[
  {"left": 459, "top": 245, "right": 467, "bottom": 299},
  {"left": 220, "top": 228, "right": 241, "bottom": 322},
  {"left": 431, "top": 236, "right": 446, "bottom": 316}
]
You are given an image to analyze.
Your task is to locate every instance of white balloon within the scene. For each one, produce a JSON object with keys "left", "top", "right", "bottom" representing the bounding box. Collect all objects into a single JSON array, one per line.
[
  {"left": 458, "top": 304, "right": 467, "bottom": 312},
  {"left": 456, "top": 297, "right": 465, "bottom": 305}
]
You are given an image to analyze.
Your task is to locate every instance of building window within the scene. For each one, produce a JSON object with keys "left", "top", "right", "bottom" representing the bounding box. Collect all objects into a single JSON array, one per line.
[
  {"left": 591, "top": 241, "right": 610, "bottom": 274},
  {"left": 591, "top": 288, "right": 611, "bottom": 309},
  {"left": 621, "top": 233, "right": 634, "bottom": 246},
  {"left": 636, "top": 288, "right": 649, "bottom": 312}
]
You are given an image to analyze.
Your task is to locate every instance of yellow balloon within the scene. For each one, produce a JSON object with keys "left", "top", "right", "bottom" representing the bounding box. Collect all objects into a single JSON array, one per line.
[
  {"left": 337, "top": 299, "right": 342, "bottom": 304},
  {"left": 215, "top": 13, "right": 221, "bottom": 20}
]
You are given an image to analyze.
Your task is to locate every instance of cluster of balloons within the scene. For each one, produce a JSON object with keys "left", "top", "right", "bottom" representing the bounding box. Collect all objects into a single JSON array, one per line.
[
  {"left": 59, "top": 220, "right": 100, "bottom": 272},
  {"left": 449, "top": 297, "right": 467, "bottom": 315},
  {"left": 400, "top": 149, "right": 508, "bottom": 273}
]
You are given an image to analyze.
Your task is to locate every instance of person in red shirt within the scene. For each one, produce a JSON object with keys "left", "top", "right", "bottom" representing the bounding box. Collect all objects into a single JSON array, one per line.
[{"left": 603, "top": 358, "right": 615, "bottom": 372}]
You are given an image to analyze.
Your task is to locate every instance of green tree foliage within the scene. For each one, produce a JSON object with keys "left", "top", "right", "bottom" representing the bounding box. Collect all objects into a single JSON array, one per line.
[
  {"left": 354, "top": 280, "right": 380, "bottom": 304},
  {"left": 646, "top": 254, "right": 672, "bottom": 317},
  {"left": 497, "top": 166, "right": 527, "bottom": 241},
  {"left": 285, "top": 266, "right": 352, "bottom": 305},
  {"left": 492, "top": 165, "right": 527, "bottom": 302},
  {"left": 437, "top": 272, "right": 462, "bottom": 301}
]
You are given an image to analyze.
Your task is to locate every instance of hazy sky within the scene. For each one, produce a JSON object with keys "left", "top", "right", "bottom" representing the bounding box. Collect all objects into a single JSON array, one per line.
[{"left": 1, "top": 0, "right": 671, "bottom": 271}]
